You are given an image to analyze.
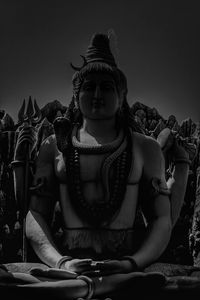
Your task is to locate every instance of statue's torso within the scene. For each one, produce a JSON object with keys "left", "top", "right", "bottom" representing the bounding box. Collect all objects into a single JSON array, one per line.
[{"left": 53, "top": 130, "right": 145, "bottom": 258}]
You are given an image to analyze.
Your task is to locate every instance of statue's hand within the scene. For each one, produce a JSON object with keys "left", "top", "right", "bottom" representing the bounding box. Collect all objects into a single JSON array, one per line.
[
  {"left": 171, "top": 138, "right": 189, "bottom": 161},
  {"left": 157, "top": 128, "right": 174, "bottom": 153},
  {"left": 157, "top": 127, "right": 196, "bottom": 163},
  {"left": 63, "top": 258, "right": 93, "bottom": 274},
  {"left": 14, "top": 123, "right": 38, "bottom": 161},
  {"left": 82, "top": 259, "right": 133, "bottom": 276}
]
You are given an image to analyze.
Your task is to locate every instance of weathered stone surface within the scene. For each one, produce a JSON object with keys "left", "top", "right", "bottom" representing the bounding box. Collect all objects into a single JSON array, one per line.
[
  {"left": 41, "top": 100, "right": 67, "bottom": 123},
  {"left": 0, "top": 99, "right": 199, "bottom": 266},
  {"left": 180, "top": 118, "right": 197, "bottom": 138},
  {"left": 190, "top": 166, "right": 200, "bottom": 266},
  {"left": 0, "top": 110, "right": 5, "bottom": 119},
  {"left": 166, "top": 115, "right": 177, "bottom": 129},
  {"left": 0, "top": 112, "right": 15, "bottom": 131},
  {"left": 131, "top": 101, "right": 165, "bottom": 134}
]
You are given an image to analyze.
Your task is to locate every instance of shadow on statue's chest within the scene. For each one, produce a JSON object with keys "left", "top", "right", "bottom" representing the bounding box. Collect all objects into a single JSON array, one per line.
[{"left": 79, "top": 153, "right": 114, "bottom": 182}]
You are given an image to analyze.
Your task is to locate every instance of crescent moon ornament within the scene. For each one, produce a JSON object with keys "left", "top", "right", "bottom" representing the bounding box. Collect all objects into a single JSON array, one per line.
[{"left": 70, "top": 55, "right": 87, "bottom": 71}]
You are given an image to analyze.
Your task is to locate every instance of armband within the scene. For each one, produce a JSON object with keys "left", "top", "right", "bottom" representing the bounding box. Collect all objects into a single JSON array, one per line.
[
  {"left": 55, "top": 256, "right": 72, "bottom": 269},
  {"left": 77, "top": 275, "right": 94, "bottom": 299},
  {"left": 150, "top": 177, "right": 171, "bottom": 198},
  {"left": 29, "top": 177, "right": 46, "bottom": 195}
]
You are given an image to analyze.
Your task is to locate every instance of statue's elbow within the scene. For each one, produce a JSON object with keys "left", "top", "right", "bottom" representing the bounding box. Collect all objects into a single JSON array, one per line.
[
  {"left": 166, "top": 215, "right": 173, "bottom": 237},
  {"left": 25, "top": 210, "right": 35, "bottom": 241}
]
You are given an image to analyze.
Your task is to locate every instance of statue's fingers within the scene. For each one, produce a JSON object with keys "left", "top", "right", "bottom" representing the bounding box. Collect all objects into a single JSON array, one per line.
[
  {"left": 18, "top": 128, "right": 37, "bottom": 138},
  {"left": 18, "top": 131, "right": 37, "bottom": 140},
  {"left": 82, "top": 270, "right": 101, "bottom": 277},
  {"left": 17, "top": 137, "right": 37, "bottom": 148},
  {"left": 77, "top": 262, "right": 93, "bottom": 269},
  {"left": 75, "top": 265, "right": 94, "bottom": 274},
  {"left": 94, "top": 262, "right": 108, "bottom": 270},
  {"left": 17, "top": 131, "right": 36, "bottom": 142},
  {"left": 77, "top": 259, "right": 92, "bottom": 264},
  {"left": 17, "top": 135, "right": 35, "bottom": 144}
]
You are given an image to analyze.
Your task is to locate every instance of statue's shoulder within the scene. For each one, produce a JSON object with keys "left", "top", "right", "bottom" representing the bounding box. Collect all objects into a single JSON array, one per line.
[
  {"left": 131, "top": 130, "right": 156, "bottom": 145},
  {"left": 131, "top": 131, "right": 161, "bottom": 157}
]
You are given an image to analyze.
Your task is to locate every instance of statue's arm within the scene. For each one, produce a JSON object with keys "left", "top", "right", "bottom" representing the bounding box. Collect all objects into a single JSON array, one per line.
[
  {"left": 26, "top": 135, "right": 63, "bottom": 267},
  {"left": 133, "top": 137, "right": 172, "bottom": 269},
  {"left": 157, "top": 128, "right": 190, "bottom": 226},
  {"left": 166, "top": 141, "right": 190, "bottom": 227}
]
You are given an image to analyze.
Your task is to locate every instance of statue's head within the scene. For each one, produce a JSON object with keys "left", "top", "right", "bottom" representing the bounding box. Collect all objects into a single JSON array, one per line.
[
  {"left": 70, "top": 33, "right": 128, "bottom": 121},
  {"left": 64, "top": 32, "right": 143, "bottom": 133}
]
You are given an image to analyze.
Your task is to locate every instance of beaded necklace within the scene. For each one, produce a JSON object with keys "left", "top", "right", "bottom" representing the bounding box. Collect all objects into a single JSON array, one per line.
[{"left": 65, "top": 126, "right": 133, "bottom": 227}]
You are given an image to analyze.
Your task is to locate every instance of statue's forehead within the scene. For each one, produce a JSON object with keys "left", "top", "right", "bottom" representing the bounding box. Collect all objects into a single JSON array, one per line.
[{"left": 82, "top": 72, "right": 116, "bottom": 82}]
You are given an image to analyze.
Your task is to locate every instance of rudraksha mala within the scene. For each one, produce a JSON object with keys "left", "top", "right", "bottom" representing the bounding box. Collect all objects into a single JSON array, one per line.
[{"left": 64, "top": 129, "right": 132, "bottom": 227}]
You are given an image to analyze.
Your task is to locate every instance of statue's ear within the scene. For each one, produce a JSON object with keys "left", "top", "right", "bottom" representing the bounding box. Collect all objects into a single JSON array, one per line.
[{"left": 116, "top": 91, "right": 123, "bottom": 110}]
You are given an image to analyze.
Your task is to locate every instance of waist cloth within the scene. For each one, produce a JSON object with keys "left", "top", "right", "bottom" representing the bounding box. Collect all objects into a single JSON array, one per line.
[{"left": 60, "top": 225, "right": 146, "bottom": 260}]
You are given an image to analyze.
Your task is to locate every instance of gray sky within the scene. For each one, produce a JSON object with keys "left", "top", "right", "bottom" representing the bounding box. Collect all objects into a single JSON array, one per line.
[{"left": 0, "top": 0, "right": 199, "bottom": 123}]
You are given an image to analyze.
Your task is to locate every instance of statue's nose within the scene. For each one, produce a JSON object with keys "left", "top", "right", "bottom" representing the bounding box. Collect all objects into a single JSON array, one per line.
[{"left": 94, "top": 85, "right": 101, "bottom": 99}]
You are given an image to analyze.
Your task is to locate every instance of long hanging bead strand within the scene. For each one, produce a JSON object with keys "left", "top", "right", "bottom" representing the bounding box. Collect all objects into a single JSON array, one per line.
[
  {"left": 74, "top": 149, "right": 81, "bottom": 197},
  {"left": 68, "top": 145, "right": 129, "bottom": 225},
  {"left": 110, "top": 155, "right": 121, "bottom": 207},
  {"left": 111, "top": 151, "right": 127, "bottom": 211},
  {"left": 74, "top": 149, "right": 88, "bottom": 210},
  {"left": 118, "top": 151, "right": 128, "bottom": 201}
]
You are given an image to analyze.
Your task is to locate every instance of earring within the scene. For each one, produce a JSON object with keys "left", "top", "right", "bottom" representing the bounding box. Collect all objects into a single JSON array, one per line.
[
  {"left": 73, "top": 97, "right": 82, "bottom": 125},
  {"left": 73, "top": 96, "right": 80, "bottom": 109}
]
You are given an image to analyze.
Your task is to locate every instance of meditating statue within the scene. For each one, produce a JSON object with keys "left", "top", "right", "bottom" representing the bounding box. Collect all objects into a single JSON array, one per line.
[{"left": 1, "top": 32, "right": 194, "bottom": 299}]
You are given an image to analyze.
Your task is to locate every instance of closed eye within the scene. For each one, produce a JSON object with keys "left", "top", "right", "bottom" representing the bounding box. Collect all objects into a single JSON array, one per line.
[
  {"left": 81, "top": 83, "right": 95, "bottom": 91},
  {"left": 101, "top": 83, "right": 115, "bottom": 91}
]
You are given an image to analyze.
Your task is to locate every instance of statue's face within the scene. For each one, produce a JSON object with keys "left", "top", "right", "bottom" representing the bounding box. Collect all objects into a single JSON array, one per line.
[{"left": 78, "top": 72, "right": 122, "bottom": 120}]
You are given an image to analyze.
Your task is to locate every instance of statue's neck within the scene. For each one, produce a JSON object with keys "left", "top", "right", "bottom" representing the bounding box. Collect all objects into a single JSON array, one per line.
[{"left": 81, "top": 117, "right": 117, "bottom": 144}]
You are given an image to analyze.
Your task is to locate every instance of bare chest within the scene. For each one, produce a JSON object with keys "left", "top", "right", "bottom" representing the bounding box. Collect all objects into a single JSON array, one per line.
[
  {"left": 55, "top": 148, "right": 143, "bottom": 225},
  {"left": 55, "top": 152, "right": 113, "bottom": 182},
  {"left": 54, "top": 150, "right": 142, "bottom": 186}
]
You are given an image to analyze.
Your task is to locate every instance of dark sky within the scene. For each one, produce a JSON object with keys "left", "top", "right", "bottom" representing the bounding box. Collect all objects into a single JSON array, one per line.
[{"left": 0, "top": 0, "right": 199, "bottom": 124}]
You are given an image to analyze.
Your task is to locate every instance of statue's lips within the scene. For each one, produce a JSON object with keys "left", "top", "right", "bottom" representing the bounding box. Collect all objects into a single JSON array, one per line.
[{"left": 91, "top": 102, "right": 104, "bottom": 110}]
